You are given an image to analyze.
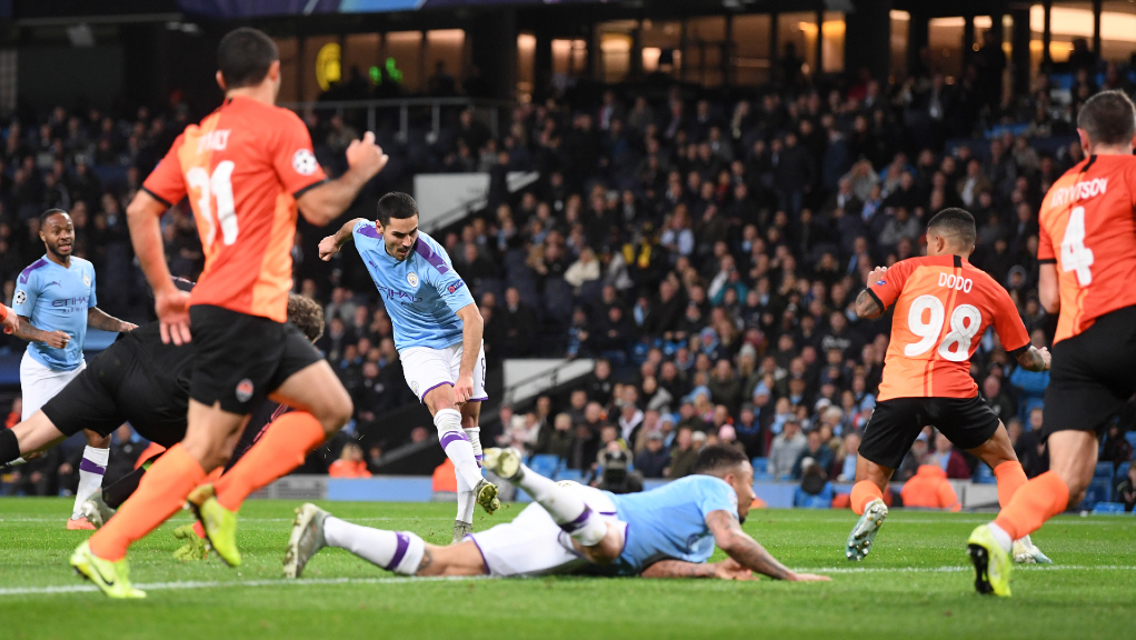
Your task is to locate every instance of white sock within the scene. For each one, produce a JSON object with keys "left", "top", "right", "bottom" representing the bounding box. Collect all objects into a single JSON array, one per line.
[
  {"left": 515, "top": 464, "right": 607, "bottom": 546},
  {"left": 323, "top": 516, "right": 426, "bottom": 575},
  {"left": 72, "top": 446, "right": 109, "bottom": 519},
  {"left": 11, "top": 457, "right": 26, "bottom": 466},
  {"left": 455, "top": 426, "right": 482, "bottom": 525},
  {"left": 987, "top": 522, "right": 1013, "bottom": 553},
  {"left": 435, "top": 409, "right": 483, "bottom": 490},
  {"left": 464, "top": 427, "right": 483, "bottom": 467}
]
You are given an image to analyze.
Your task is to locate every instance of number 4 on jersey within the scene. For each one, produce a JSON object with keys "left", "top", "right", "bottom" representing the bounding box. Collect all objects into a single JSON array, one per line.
[{"left": 1061, "top": 205, "right": 1094, "bottom": 286}]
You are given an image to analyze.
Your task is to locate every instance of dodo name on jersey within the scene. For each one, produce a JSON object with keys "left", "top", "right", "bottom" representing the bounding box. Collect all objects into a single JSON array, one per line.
[{"left": 938, "top": 273, "right": 973, "bottom": 293}]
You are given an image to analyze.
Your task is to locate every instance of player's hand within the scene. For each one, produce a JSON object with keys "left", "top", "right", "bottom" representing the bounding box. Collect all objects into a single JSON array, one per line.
[
  {"left": 866, "top": 265, "right": 888, "bottom": 289},
  {"left": 454, "top": 373, "right": 475, "bottom": 404},
  {"left": 119, "top": 322, "right": 139, "bottom": 333},
  {"left": 345, "top": 131, "right": 389, "bottom": 179},
  {"left": 155, "top": 287, "right": 192, "bottom": 346},
  {"left": 787, "top": 572, "right": 831, "bottom": 582},
  {"left": 319, "top": 235, "right": 341, "bottom": 261},
  {"left": 1034, "top": 346, "right": 1052, "bottom": 371},
  {"left": 714, "top": 558, "right": 756, "bottom": 581},
  {"left": 44, "top": 330, "right": 71, "bottom": 349},
  {"left": 1, "top": 310, "right": 18, "bottom": 335}
]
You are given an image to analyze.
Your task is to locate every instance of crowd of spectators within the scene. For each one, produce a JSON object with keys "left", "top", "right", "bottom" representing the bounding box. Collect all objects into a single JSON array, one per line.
[{"left": 4, "top": 51, "right": 1136, "bottom": 498}]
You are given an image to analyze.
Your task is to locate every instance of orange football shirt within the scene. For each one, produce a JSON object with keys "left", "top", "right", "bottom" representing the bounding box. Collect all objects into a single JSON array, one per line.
[
  {"left": 868, "top": 255, "right": 1030, "bottom": 401},
  {"left": 1038, "top": 154, "right": 1136, "bottom": 343},
  {"left": 142, "top": 96, "right": 327, "bottom": 323}
]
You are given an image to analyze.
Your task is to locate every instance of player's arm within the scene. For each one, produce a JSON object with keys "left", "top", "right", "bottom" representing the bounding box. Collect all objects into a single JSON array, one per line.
[
  {"left": 87, "top": 308, "right": 137, "bottom": 333},
  {"left": 1015, "top": 346, "right": 1051, "bottom": 372},
  {"left": 1038, "top": 262, "right": 1059, "bottom": 314},
  {"left": 295, "top": 133, "right": 388, "bottom": 227},
  {"left": 11, "top": 316, "right": 69, "bottom": 348},
  {"left": 454, "top": 302, "right": 484, "bottom": 404},
  {"left": 0, "top": 304, "right": 18, "bottom": 334},
  {"left": 854, "top": 266, "right": 890, "bottom": 320},
  {"left": 126, "top": 190, "right": 191, "bottom": 345},
  {"left": 705, "top": 510, "right": 828, "bottom": 582},
  {"left": 640, "top": 557, "right": 755, "bottom": 581},
  {"left": 319, "top": 218, "right": 369, "bottom": 261}
]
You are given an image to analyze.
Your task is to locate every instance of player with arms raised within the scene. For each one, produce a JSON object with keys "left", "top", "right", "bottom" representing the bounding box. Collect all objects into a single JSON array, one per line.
[
  {"left": 319, "top": 192, "right": 497, "bottom": 543},
  {"left": 844, "top": 208, "right": 1052, "bottom": 563},
  {"left": 968, "top": 90, "right": 1136, "bottom": 596},
  {"left": 69, "top": 27, "right": 389, "bottom": 598}
]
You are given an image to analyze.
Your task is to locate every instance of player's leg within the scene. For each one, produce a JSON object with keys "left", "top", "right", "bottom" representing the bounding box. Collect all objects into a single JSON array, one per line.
[
  {"left": 284, "top": 503, "right": 436, "bottom": 578},
  {"left": 71, "top": 428, "right": 110, "bottom": 527},
  {"left": 0, "top": 411, "right": 68, "bottom": 464},
  {"left": 452, "top": 399, "right": 485, "bottom": 542}
]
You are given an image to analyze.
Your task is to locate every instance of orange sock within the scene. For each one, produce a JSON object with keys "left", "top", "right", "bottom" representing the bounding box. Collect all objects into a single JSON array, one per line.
[
  {"left": 992, "top": 471, "right": 1070, "bottom": 541},
  {"left": 213, "top": 411, "right": 326, "bottom": 512},
  {"left": 850, "top": 480, "right": 884, "bottom": 515},
  {"left": 993, "top": 460, "right": 1028, "bottom": 508},
  {"left": 192, "top": 520, "right": 206, "bottom": 539},
  {"left": 89, "top": 444, "right": 206, "bottom": 561}
]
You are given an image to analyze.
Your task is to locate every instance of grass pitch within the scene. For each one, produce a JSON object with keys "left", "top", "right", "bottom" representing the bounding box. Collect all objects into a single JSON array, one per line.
[{"left": 1, "top": 498, "right": 1134, "bottom": 640}]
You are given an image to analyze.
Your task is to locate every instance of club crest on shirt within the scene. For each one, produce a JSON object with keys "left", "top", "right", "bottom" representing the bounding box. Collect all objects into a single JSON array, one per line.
[
  {"left": 236, "top": 378, "right": 254, "bottom": 403},
  {"left": 82, "top": 274, "right": 91, "bottom": 288},
  {"left": 407, "top": 272, "right": 419, "bottom": 288},
  {"left": 410, "top": 381, "right": 420, "bottom": 396},
  {"left": 13, "top": 290, "right": 25, "bottom": 306}
]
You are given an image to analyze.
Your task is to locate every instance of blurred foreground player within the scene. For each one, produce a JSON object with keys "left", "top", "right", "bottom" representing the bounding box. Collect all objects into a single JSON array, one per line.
[
  {"left": 319, "top": 192, "right": 497, "bottom": 543},
  {"left": 69, "top": 27, "right": 388, "bottom": 598},
  {"left": 968, "top": 90, "right": 1136, "bottom": 596},
  {"left": 285, "top": 445, "right": 829, "bottom": 583},
  {"left": 846, "top": 208, "right": 1052, "bottom": 564}
]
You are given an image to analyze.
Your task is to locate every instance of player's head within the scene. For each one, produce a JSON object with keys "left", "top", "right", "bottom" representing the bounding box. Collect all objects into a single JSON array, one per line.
[
  {"left": 925, "top": 207, "right": 976, "bottom": 258},
  {"left": 38, "top": 208, "right": 74, "bottom": 259},
  {"left": 216, "top": 28, "right": 280, "bottom": 99},
  {"left": 376, "top": 192, "right": 419, "bottom": 261},
  {"left": 692, "top": 444, "right": 756, "bottom": 522},
  {"left": 287, "top": 294, "right": 325, "bottom": 343},
  {"left": 1076, "top": 89, "right": 1136, "bottom": 154}
]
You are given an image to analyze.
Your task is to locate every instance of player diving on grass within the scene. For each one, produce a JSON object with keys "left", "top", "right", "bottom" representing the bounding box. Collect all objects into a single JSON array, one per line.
[
  {"left": 285, "top": 444, "right": 829, "bottom": 584},
  {"left": 0, "top": 291, "right": 326, "bottom": 561},
  {"left": 845, "top": 208, "right": 1052, "bottom": 565},
  {"left": 318, "top": 192, "right": 498, "bottom": 543},
  {"left": 9, "top": 208, "right": 137, "bottom": 530},
  {"left": 67, "top": 27, "right": 389, "bottom": 598},
  {"left": 967, "top": 90, "right": 1136, "bottom": 597}
]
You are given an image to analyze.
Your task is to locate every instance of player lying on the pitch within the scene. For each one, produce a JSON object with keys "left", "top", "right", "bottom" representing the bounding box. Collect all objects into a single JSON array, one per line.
[
  {"left": 284, "top": 445, "right": 830, "bottom": 583},
  {"left": 0, "top": 293, "right": 325, "bottom": 560}
]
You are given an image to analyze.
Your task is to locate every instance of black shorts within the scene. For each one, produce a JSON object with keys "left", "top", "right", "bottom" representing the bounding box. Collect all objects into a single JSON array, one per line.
[
  {"left": 859, "top": 395, "right": 1001, "bottom": 470},
  {"left": 1042, "top": 305, "right": 1136, "bottom": 440},
  {"left": 190, "top": 305, "right": 322, "bottom": 414}
]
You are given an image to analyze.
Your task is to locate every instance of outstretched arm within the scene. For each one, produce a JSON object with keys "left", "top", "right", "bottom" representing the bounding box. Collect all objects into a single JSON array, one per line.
[
  {"left": 319, "top": 218, "right": 369, "bottom": 261},
  {"left": 87, "top": 307, "right": 137, "bottom": 333},
  {"left": 296, "top": 132, "right": 388, "bottom": 226},
  {"left": 706, "top": 510, "right": 829, "bottom": 582},
  {"left": 640, "top": 557, "right": 755, "bottom": 580}
]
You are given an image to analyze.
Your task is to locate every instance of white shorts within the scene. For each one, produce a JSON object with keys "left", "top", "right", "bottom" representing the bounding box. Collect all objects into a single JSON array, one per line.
[
  {"left": 400, "top": 342, "right": 487, "bottom": 403},
  {"left": 468, "top": 483, "right": 627, "bottom": 577},
  {"left": 20, "top": 351, "right": 86, "bottom": 421}
]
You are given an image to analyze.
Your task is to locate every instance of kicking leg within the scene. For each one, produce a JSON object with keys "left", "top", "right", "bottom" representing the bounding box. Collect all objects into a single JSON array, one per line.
[
  {"left": 425, "top": 386, "right": 497, "bottom": 521},
  {"left": 0, "top": 411, "right": 68, "bottom": 464},
  {"left": 70, "top": 430, "right": 111, "bottom": 527},
  {"left": 451, "top": 401, "right": 485, "bottom": 542},
  {"left": 845, "top": 456, "right": 891, "bottom": 561},
  {"left": 966, "top": 425, "right": 1051, "bottom": 564}
]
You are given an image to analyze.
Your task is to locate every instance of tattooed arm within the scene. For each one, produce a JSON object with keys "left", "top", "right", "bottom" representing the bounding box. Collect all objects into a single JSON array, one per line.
[
  {"left": 12, "top": 316, "right": 69, "bottom": 348},
  {"left": 705, "top": 510, "right": 829, "bottom": 582},
  {"left": 87, "top": 307, "right": 137, "bottom": 333},
  {"left": 854, "top": 265, "right": 889, "bottom": 320},
  {"left": 640, "top": 558, "right": 754, "bottom": 580},
  {"left": 1016, "top": 346, "right": 1051, "bottom": 372}
]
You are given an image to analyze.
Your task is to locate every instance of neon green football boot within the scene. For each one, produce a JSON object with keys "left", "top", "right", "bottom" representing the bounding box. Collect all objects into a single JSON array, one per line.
[
  {"left": 187, "top": 484, "right": 241, "bottom": 567},
  {"left": 968, "top": 524, "right": 1013, "bottom": 597},
  {"left": 70, "top": 540, "right": 146, "bottom": 599}
]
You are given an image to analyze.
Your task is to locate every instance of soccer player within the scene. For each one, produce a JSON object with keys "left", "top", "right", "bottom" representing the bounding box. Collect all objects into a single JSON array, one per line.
[
  {"left": 10, "top": 208, "right": 136, "bottom": 529},
  {"left": 285, "top": 445, "right": 829, "bottom": 583},
  {"left": 844, "top": 208, "right": 1052, "bottom": 564},
  {"left": 69, "top": 27, "right": 389, "bottom": 599},
  {"left": 318, "top": 192, "right": 497, "bottom": 543},
  {"left": 968, "top": 90, "right": 1136, "bottom": 597}
]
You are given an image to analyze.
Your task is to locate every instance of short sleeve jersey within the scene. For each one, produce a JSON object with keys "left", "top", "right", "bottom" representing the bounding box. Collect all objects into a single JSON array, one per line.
[
  {"left": 1038, "top": 154, "right": 1136, "bottom": 343},
  {"left": 353, "top": 224, "right": 474, "bottom": 351},
  {"left": 606, "top": 474, "right": 739, "bottom": 575},
  {"left": 141, "top": 96, "right": 327, "bottom": 323},
  {"left": 868, "top": 254, "right": 1030, "bottom": 401},
  {"left": 13, "top": 256, "right": 97, "bottom": 371}
]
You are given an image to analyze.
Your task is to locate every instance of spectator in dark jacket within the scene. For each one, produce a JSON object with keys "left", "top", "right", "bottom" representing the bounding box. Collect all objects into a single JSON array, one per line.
[{"left": 634, "top": 432, "right": 671, "bottom": 479}]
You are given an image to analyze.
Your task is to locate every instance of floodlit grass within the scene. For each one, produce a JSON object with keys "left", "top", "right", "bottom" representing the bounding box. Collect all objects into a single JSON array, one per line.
[{"left": 2, "top": 498, "right": 1134, "bottom": 639}]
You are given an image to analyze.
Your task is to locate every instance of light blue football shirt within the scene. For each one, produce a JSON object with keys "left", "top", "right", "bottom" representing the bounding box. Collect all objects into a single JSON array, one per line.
[
  {"left": 13, "top": 255, "right": 97, "bottom": 371},
  {"left": 353, "top": 221, "right": 474, "bottom": 351},
  {"left": 606, "top": 474, "right": 739, "bottom": 575}
]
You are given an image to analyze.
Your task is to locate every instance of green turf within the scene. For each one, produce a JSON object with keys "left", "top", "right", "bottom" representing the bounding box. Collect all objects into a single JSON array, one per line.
[{"left": 1, "top": 498, "right": 1134, "bottom": 640}]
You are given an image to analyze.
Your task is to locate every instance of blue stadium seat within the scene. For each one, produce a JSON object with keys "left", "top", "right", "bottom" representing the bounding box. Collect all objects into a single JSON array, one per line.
[
  {"left": 751, "top": 457, "right": 769, "bottom": 475},
  {"left": 1081, "top": 478, "right": 1112, "bottom": 509},
  {"left": 528, "top": 454, "right": 561, "bottom": 479},
  {"left": 794, "top": 483, "right": 834, "bottom": 509},
  {"left": 753, "top": 473, "right": 774, "bottom": 482},
  {"left": 1125, "top": 431, "right": 1136, "bottom": 449},
  {"left": 972, "top": 463, "right": 996, "bottom": 484},
  {"left": 1118, "top": 462, "right": 1131, "bottom": 480},
  {"left": 1091, "top": 502, "right": 1126, "bottom": 515},
  {"left": 554, "top": 468, "right": 584, "bottom": 483},
  {"left": 1094, "top": 462, "right": 1114, "bottom": 479}
]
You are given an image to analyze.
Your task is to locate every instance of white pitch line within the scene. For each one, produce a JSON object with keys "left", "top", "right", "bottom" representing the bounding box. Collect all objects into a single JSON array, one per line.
[{"left": 2, "top": 565, "right": 1134, "bottom": 597}]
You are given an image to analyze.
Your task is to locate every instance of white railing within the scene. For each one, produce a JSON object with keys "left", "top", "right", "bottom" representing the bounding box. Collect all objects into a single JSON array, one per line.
[{"left": 278, "top": 97, "right": 513, "bottom": 143}]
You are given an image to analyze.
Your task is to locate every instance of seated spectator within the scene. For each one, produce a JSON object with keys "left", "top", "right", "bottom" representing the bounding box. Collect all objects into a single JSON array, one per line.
[
  {"left": 981, "top": 375, "right": 1016, "bottom": 424},
  {"left": 925, "top": 432, "right": 970, "bottom": 479},
  {"left": 328, "top": 443, "right": 372, "bottom": 479},
  {"left": 901, "top": 465, "right": 961, "bottom": 511},
  {"left": 717, "top": 424, "right": 747, "bottom": 456},
  {"left": 833, "top": 432, "right": 861, "bottom": 482},
  {"left": 896, "top": 433, "right": 930, "bottom": 482},
  {"left": 769, "top": 420, "right": 807, "bottom": 480},
  {"left": 1101, "top": 424, "right": 1133, "bottom": 471},
  {"left": 537, "top": 413, "right": 574, "bottom": 460},
  {"left": 564, "top": 246, "right": 601, "bottom": 292},
  {"left": 734, "top": 403, "right": 763, "bottom": 459},
  {"left": 1117, "top": 465, "right": 1136, "bottom": 512},
  {"left": 791, "top": 429, "right": 834, "bottom": 480},
  {"left": 1008, "top": 329, "right": 1051, "bottom": 421},
  {"left": 634, "top": 432, "right": 671, "bottom": 479},
  {"left": 665, "top": 426, "right": 699, "bottom": 478}
]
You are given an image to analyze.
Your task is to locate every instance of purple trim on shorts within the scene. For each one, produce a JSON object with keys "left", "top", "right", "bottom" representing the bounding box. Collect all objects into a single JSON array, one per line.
[
  {"left": 413, "top": 239, "right": 451, "bottom": 275},
  {"left": 357, "top": 223, "right": 380, "bottom": 239},
  {"left": 559, "top": 506, "right": 593, "bottom": 534},
  {"left": 468, "top": 396, "right": 489, "bottom": 402},
  {"left": 598, "top": 511, "right": 616, "bottom": 516},
  {"left": 385, "top": 532, "right": 410, "bottom": 571},
  {"left": 418, "top": 381, "right": 454, "bottom": 403},
  {"left": 79, "top": 458, "right": 106, "bottom": 475},
  {"left": 440, "top": 430, "right": 469, "bottom": 450},
  {"left": 19, "top": 258, "right": 47, "bottom": 284},
  {"left": 466, "top": 533, "right": 491, "bottom": 575}
]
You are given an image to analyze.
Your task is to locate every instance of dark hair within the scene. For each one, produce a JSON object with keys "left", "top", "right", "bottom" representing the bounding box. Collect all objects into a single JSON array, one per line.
[
  {"left": 926, "top": 207, "right": 977, "bottom": 248},
  {"left": 287, "top": 294, "right": 325, "bottom": 342},
  {"left": 1077, "top": 90, "right": 1136, "bottom": 146},
  {"left": 692, "top": 444, "right": 749, "bottom": 476},
  {"left": 376, "top": 192, "right": 419, "bottom": 227},
  {"left": 39, "top": 208, "right": 69, "bottom": 229},
  {"left": 217, "top": 28, "right": 278, "bottom": 90}
]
